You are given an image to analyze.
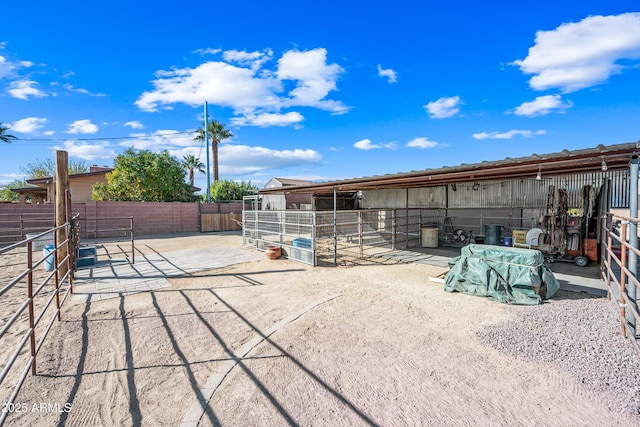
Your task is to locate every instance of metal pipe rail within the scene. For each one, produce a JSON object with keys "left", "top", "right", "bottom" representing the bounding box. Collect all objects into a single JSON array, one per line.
[
  {"left": 0, "top": 215, "right": 55, "bottom": 246},
  {"left": 0, "top": 217, "right": 78, "bottom": 426},
  {"left": 601, "top": 212, "right": 640, "bottom": 355},
  {"left": 78, "top": 216, "right": 134, "bottom": 264}
]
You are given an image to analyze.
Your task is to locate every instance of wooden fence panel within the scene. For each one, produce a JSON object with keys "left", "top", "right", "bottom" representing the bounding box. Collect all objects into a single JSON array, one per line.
[{"left": 201, "top": 213, "right": 243, "bottom": 232}]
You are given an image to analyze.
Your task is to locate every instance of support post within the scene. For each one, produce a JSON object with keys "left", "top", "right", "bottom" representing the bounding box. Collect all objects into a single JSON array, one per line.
[
  {"left": 392, "top": 209, "right": 397, "bottom": 251},
  {"left": 358, "top": 210, "right": 363, "bottom": 259},
  {"left": 55, "top": 150, "right": 69, "bottom": 279},
  {"left": 205, "top": 101, "right": 211, "bottom": 203},
  {"left": 333, "top": 186, "right": 337, "bottom": 266},
  {"left": 405, "top": 189, "right": 409, "bottom": 248},
  {"left": 629, "top": 155, "right": 639, "bottom": 333}
]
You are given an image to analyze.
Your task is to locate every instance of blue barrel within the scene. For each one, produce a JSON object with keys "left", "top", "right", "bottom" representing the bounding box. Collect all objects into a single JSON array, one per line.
[
  {"left": 503, "top": 236, "right": 513, "bottom": 247},
  {"left": 483, "top": 224, "right": 504, "bottom": 246},
  {"left": 43, "top": 244, "right": 55, "bottom": 272}
]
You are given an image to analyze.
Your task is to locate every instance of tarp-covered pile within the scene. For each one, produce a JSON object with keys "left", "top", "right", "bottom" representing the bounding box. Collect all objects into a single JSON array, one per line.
[{"left": 444, "top": 244, "right": 559, "bottom": 305}]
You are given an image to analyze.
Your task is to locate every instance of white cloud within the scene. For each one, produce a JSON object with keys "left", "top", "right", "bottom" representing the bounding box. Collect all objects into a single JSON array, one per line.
[
  {"left": 406, "top": 137, "right": 439, "bottom": 149},
  {"left": 0, "top": 173, "right": 26, "bottom": 186},
  {"left": 472, "top": 129, "right": 547, "bottom": 140},
  {"left": 0, "top": 55, "right": 12, "bottom": 79},
  {"left": 223, "top": 49, "right": 273, "bottom": 71},
  {"left": 230, "top": 111, "right": 304, "bottom": 127},
  {"left": 115, "top": 128, "right": 322, "bottom": 177},
  {"left": 62, "top": 83, "right": 105, "bottom": 97},
  {"left": 63, "top": 83, "right": 88, "bottom": 94},
  {"left": 354, "top": 139, "right": 379, "bottom": 150},
  {"left": 136, "top": 47, "right": 349, "bottom": 122},
  {"left": 8, "top": 80, "right": 47, "bottom": 100},
  {"left": 377, "top": 64, "right": 397, "bottom": 83},
  {"left": 383, "top": 141, "right": 398, "bottom": 149},
  {"left": 121, "top": 129, "right": 197, "bottom": 151},
  {"left": 513, "top": 95, "right": 573, "bottom": 117},
  {"left": 353, "top": 139, "right": 397, "bottom": 150},
  {"left": 424, "top": 96, "right": 462, "bottom": 119},
  {"left": 218, "top": 144, "right": 322, "bottom": 175},
  {"left": 66, "top": 119, "right": 99, "bottom": 134},
  {"left": 0, "top": 54, "right": 33, "bottom": 80},
  {"left": 136, "top": 60, "right": 282, "bottom": 112},
  {"left": 124, "top": 121, "right": 144, "bottom": 130},
  {"left": 512, "top": 12, "right": 640, "bottom": 93},
  {"left": 53, "top": 141, "right": 117, "bottom": 161},
  {"left": 277, "top": 48, "right": 348, "bottom": 114},
  {"left": 193, "top": 47, "right": 221, "bottom": 56},
  {"left": 11, "top": 117, "right": 48, "bottom": 133}
]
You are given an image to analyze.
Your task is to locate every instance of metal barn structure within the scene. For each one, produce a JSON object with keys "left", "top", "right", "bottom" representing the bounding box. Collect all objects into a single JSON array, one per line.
[{"left": 244, "top": 143, "right": 639, "bottom": 266}]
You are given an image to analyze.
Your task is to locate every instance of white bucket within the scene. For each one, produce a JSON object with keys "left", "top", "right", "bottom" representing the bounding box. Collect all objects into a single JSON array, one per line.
[{"left": 421, "top": 228, "right": 439, "bottom": 248}]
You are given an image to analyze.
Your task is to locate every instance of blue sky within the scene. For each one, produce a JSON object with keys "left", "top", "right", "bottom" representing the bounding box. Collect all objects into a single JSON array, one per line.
[{"left": 1, "top": 1, "right": 639, "bottom": 192}]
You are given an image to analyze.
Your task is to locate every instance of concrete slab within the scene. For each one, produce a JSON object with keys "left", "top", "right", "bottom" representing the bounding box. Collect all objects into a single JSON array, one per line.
[{"left": 71, "top": 246, "right": 263, "bottom": 303}]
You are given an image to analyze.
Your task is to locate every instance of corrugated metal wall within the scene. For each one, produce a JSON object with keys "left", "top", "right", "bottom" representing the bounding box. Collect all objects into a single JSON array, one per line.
[{"left": 362, "top": 170, "right": 630, "bottom": 210}]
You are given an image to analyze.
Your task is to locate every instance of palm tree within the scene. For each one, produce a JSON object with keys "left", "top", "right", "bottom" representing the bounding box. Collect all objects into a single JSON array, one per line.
[
  {"left": 194, "top": 120, "right": 233, "bottom": 183},
  {"left": 182, "top": 154, "right": 205, "bottom": 188},
  {"left": 0, "top": 122, "right": 17, "bottom": 143}
]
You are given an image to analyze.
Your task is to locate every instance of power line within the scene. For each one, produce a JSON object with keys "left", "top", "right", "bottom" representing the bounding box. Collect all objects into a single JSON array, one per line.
[{"left": 12, "top": 130, "right": 196, "bottom": 142}]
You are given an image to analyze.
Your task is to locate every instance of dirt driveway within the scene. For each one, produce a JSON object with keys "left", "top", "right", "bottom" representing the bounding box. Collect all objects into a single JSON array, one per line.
[{"left": 3, "top": 232, "right": 639, "bottom": 426}]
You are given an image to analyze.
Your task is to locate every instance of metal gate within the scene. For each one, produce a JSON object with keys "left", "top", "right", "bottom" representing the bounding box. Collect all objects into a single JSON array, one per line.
[{"left": 242, "top": 210, "right": 315, "bottom": 265}]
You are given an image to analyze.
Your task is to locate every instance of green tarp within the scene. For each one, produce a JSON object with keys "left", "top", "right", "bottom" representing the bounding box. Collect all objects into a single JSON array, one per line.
[{"left": 444, "top": 244, "right": 559, "bottom": 305}]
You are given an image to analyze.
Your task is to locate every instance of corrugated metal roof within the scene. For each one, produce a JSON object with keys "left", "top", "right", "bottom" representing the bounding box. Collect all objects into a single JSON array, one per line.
[
  {"left": 271, "top": 178, "right": 314, "bottom": 186},
  {"left": 258, "top": 142, "right": 640, "bottom": 195}
]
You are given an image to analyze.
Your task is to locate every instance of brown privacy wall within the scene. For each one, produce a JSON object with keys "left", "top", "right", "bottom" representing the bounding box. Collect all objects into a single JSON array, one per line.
[
  {"left": 0, "top": 201, "right": 243, "bottom": 242},
  {"left": 72, "top": 201, "right": 200, "bottom": 237},
  {"left": 0, "top": 204, "right": 56, "bottom": 244}
]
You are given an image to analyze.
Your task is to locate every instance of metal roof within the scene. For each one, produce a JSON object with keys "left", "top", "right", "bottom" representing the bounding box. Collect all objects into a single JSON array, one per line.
[
  {"left": 10, "top": 186, "right": 47, "bottom": 194},
  {"left": 258, "top": 142, "right": 640, "bottom": 195},
  {"left": 267, "top": 177, "right": 314, "bottom": 187}
]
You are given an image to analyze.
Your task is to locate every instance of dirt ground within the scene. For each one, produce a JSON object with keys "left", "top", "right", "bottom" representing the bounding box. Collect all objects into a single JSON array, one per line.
[{"left": 1, "top": 232, "right": 638, "bottom": 426}]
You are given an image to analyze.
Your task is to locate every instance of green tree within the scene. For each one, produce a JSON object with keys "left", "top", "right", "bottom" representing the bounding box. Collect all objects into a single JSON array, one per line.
[
  {"left": 194, "top": 120, "right": 233, "bottom": 183},
  {"left": 207, "top": 179, "right": 257, "bottom": 202},
  {"left": 0, "top": 179, "right": 30, "bottom": 201},
  {"left": 20, "top": 157, "right": 89, "bottom": 178},
  {"left": 92, "top": 148, "right": 191, "bottom": 202},
  {"left": 0, "top": 122, "right": 17, "bottom": 143},
  {"left": 182, "top": 154, "right": 205, "bottom": 188}
]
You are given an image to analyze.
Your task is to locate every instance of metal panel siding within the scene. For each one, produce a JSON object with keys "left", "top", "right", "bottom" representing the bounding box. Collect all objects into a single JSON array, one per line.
[
  {"left": 610, "top": 170, "right": 631, "bottom": 208},
  {"left": 408, "top": 187, "right": 446, "bottom": 208},
  {"left": 447, "top": 171, "right": 630, "bottom": 209},
  {"left": 360, "top": 170, "right": 631, "bottom": 209},
  {"left": 361, "top": 189, "right": 407, "bottom": 208}
]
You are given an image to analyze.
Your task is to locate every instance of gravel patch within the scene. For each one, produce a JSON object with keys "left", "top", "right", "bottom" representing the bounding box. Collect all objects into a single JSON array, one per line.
[{"left": 478, "top": 290, "right": 640, "bottom": 419}]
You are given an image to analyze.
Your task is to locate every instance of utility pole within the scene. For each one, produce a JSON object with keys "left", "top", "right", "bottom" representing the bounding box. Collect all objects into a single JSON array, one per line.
[{"left": 204, "top": 101, "right": 211, "bottom": 203}]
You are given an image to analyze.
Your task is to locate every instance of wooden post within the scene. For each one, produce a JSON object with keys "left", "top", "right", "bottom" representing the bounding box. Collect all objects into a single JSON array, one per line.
[{"left": 56, "top": 150, "right": 69, "bottom": 278}]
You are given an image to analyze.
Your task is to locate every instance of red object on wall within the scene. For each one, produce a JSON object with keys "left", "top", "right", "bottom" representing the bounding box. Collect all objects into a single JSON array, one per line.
[{"left": 584, "top": 238, "right": 598, "bottom": 262}]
